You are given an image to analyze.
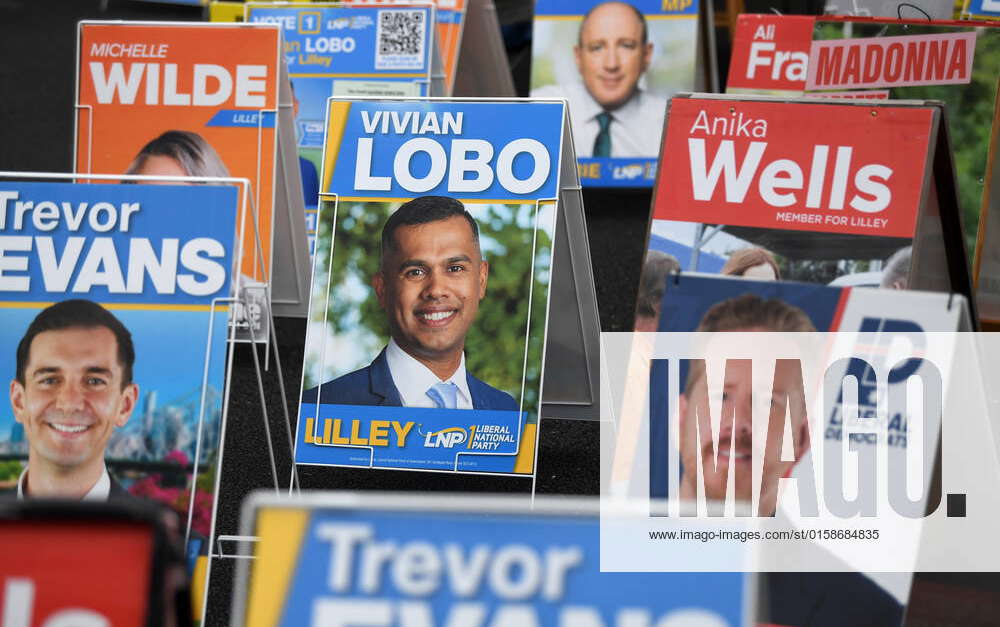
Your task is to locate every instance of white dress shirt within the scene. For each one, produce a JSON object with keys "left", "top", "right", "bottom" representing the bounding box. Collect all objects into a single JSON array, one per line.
[
  {"left": 17, "top": 465, "right": 112, "bottom": 500},
  {"left": 532, "top": 82, "right": 668, "bottom": 158},
  {"left": 385, "top": 338, "right": 473, "bottom": 409}
]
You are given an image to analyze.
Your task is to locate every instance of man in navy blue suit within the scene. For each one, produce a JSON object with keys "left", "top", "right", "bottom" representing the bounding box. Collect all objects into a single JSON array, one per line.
[{"left": 302, "top": 196, "right": 517, "bottom": 411}]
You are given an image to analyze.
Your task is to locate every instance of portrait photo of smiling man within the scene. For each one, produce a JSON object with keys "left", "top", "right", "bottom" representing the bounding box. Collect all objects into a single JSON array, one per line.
[
  {"left": 302, "top": 196, "right": 518, "bottom": 411},
  {"left": 534, "top": 1, "right": 665, "bottom": 158},
  {"left": 7, "top": 299, "right": 139, "bottom": 500},
  {"left": 531, "top": 1, "right": 698, "bottom": 160},
  {"left": 668, "top": 291, "right": 904, "bottom": 625},
  {"left": 676, "top": 294, "right": 815, "bottom": 517}
]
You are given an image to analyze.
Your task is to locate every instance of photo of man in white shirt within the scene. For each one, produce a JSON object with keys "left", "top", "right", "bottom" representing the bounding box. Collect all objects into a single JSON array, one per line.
[{"left": 533, "top": 1, "right": 679, "bottom": 158}]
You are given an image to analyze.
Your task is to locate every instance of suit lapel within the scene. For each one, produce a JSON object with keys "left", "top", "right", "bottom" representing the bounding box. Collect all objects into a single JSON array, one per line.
[
  {"left": 369, "top": 349, "right": 404, "bottom": 406},
  {"left": 466, "top": 372, "right": 487, "bottom": 410}
]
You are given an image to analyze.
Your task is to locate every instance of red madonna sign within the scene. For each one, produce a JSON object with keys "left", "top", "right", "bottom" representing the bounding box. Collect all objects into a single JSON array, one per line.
[{"left": 654, "top": 97, "right": 933, "bottom": 238}]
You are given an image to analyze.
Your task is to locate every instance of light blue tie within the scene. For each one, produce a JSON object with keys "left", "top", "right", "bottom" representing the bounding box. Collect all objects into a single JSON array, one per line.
[{"left": 426, "top": 382, "right": 459, "bottom": 409}]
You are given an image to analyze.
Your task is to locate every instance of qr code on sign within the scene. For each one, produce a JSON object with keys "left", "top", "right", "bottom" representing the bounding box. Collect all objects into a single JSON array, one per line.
[{"left": 375, "top": 9, "right": 426, "bottom": 70}]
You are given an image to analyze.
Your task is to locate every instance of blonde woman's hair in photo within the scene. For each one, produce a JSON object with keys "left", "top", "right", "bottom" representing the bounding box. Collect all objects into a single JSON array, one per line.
[{"left": 125, "top": 130, "right": 230, "bottom": 180}]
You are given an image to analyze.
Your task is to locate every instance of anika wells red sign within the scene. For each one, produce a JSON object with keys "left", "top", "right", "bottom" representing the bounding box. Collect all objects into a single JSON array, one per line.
[{"left": 654, "top": 98, "right": 933, "bottom": 238}]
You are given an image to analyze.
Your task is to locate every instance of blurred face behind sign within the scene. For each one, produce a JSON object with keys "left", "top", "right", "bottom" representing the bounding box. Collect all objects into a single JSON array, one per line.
[
  {"left": 574, "top": 2, "right": 653, "bottom": 111},
  {"left": 678, "top": 334, "right": 810, "bottom": 515},
  {"left": 374, "top": 216, "right": 489, "bottom": 370}
]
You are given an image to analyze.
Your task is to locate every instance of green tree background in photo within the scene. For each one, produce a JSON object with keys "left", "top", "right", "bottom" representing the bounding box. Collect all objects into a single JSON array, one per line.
[
  {"left": 813, "top": 23, "right": 1000, "bottom": 261},
  {"left": 304, "top": 200, "right": 553, "bottom": 418}
]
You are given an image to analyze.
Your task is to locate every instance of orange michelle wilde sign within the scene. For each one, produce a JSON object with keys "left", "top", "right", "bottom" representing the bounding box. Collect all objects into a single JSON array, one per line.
[{"left": 75, "top": 22, "right": 281, "bottom": 282}]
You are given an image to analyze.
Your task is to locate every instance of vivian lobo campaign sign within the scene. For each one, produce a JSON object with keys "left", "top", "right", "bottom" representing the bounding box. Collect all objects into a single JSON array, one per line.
[
  {"left": 75, "top": 22, "right": 281, "bottom": 340},
  {"left": 645, "top": 95, "right": 933, "bottom": 288},
  {"left": 245, "top": 3, "right": 436, "bottom": 103},
  {"left": 0, "top": 181, "right": 236, "bottom": 539},
  {"left": 333, "top": 0, "right": 467, "bottom": 95},
  {"left": 245, "top": 2, "right": 438, "bottom": 258},
  {"left": 233, "top": 493, "right": 751, "bottom": 626},
  {"left": 530, "top": 0, "right": 699, "bottom": 187},
  {"left": 294, "top": 99, "right": 564, "bottom": 475}
]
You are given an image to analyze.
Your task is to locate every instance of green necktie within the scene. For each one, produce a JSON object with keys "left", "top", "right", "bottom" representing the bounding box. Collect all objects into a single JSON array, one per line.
[{"left": 593, "top": 111, "right": 612, "bottom": 157}]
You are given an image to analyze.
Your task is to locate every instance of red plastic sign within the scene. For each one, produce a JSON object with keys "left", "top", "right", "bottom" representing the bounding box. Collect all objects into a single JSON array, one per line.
[
  {"left": 1, "top": 521, "right": 152, "bottom": 626},
  {"left": 654, "top": 98, "right": 933, "bottom": 238},
  {"left": 726, "top": 14, "right": 814, "bottom": 93}
]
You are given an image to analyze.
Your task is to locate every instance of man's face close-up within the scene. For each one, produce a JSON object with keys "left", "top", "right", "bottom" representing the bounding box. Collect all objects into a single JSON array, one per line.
[
  {"left": 375, "top": 215, "right": 488, "bottom": 364},
  {"left": 574, "top": 2, "right": 653, "bottom": 111},
  {"left": 10, "top": 326, "right": 137, "bottom": 471},
  {"left": 679, "top": 355, "right": 809, "bottom": 510}
]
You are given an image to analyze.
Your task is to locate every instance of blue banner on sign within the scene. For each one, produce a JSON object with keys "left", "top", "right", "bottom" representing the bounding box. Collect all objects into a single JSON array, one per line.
[
  {"left": 968, "top": 0, "right": 1000, "bottom": 16},
  {"left": 436, "top": 9, "right": 462, "bottom": 24},
  {"left": 298, "top": 119, "right": 327, "bottom": 148},
  {"left": 247, "top": 5, "right": 434, "bottom": 76},
  {"left": 296, "top": 403, "right": 525, "bottom": 472},
  {"left": 0, "top": 182, "right": 236, "bottom": 305},
  {"left": 577, "top": 157, "right": 658, "bottom": 187},
  {"left": 206, "top": 109, "right": 276, "bottom": 128},
  {"left": 326, "top": 100, "right": 565, "bottom": 200}
]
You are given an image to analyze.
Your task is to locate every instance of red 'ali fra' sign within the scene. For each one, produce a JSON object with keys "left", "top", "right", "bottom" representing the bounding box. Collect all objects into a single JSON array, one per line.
[
  {"left": 726, "top": 14, "right": 814, "bottom": 93},
  {"left": 654, "top": 98, "right": 933, "bottom": 238}
]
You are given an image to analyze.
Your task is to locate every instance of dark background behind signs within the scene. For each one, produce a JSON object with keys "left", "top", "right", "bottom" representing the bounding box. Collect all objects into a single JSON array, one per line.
[{"left": 7, "top": 2, "right": 992, "bottom": 627}]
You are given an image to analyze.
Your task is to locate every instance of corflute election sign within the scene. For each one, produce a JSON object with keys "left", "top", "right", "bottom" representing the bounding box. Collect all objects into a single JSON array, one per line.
[
  {"left": 656, "top": 97, "right": 930, "bottom": 238},
  {"left": 722, "top": 15, "right": 1000, "bottom": 320},
  {"left": 530, "top": 0, "right": 700, "bottom": 187},
  {"left": 0, "top": 180, "right": 238, "bottom": 542},
  {"left": 294, "top": 98, "right": 565, "bottom": 475},
  {"left": 301, "top": 0, "right": 465, "bottom": 93},
  {"left": 245, "top": 2, "right": 439, "bottom": 258},
  {"left": 233, "top": 493, "right": 751, "bottom": 626},
  {"left": 75, "top": 22, "right": 282, "bottom": 341},
  {"left": 641, "top": 95, "right": 935, "bottom": 296}
]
